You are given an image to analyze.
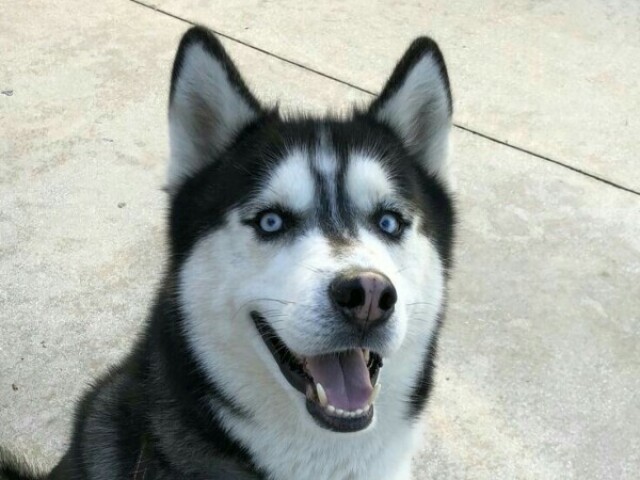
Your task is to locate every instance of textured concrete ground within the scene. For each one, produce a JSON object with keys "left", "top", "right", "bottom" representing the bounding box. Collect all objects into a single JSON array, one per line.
[{"left": 1, "top": 1, "right": 638, "bottom": 478}]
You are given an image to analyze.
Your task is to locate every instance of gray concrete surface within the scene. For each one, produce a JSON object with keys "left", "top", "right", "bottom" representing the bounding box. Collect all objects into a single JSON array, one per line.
[{"left": 1, "top": 1, "right": 639, "bottom": 479}]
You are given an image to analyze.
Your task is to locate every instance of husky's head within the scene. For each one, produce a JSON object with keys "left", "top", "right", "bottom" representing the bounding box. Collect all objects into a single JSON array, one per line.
[{"left": 167, "top": 27, "right": 454, "bottom": 435}]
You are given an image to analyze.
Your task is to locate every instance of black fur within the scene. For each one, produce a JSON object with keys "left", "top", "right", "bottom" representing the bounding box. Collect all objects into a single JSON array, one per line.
[
  {"left": 1, "top": 26, "right": 455, "bottom": 479},
  {"left": 406, "top": 312, "right": 445, "bottom": 419}
]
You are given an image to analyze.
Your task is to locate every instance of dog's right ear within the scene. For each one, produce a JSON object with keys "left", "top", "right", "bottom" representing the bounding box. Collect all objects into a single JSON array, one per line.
[{"left": 167, "top": 27, "right": 262, "bottom": 193}]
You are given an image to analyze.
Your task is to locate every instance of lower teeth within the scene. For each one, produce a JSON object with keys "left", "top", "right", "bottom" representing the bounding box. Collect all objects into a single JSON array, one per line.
[
  {"left": 325, "top": 403, "right": 371, "bottom": 418},
  {"left": 310, "top": 382, "right": 381, "bottom": 419}
]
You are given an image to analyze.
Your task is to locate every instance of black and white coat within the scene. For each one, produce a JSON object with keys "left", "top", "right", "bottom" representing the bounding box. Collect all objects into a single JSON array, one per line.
[{"left": 0, "top": 26, "right": 455, "bottom": 480}]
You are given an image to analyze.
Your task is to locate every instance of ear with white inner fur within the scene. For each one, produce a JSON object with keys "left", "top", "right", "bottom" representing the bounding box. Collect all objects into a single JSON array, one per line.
[
  {"left": 167, "top": 26, "right": 262, "bottom": 192},
  {"left": 369, "top": 37, "right": 453, "bottom": 185}
]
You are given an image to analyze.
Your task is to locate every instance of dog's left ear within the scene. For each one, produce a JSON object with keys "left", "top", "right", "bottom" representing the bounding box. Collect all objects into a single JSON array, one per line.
[
  {"left": 167, "top": 26, "right": 262, "bottom": 193},
  {"left": 369, "top": 38, "right": 453, "bottom": 184}
]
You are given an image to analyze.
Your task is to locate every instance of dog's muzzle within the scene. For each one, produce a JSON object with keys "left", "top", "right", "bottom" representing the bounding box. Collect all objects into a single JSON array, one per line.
[{"left": 251, "top": 313, "right": 384, "bottom": 433}]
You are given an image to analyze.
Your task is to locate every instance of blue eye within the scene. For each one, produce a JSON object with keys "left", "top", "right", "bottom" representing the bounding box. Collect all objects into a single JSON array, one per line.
[
  {"left": 378, "top": 212, "right": 402, "bottom": 236},
  {"left": 258, "top": 211, "right": 284, "bottom": 233}
]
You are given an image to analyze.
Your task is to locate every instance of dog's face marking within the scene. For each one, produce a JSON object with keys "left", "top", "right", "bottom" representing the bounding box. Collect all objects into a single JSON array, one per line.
[
  {"left": 241, "top": 142, "right": 410, "bottom": 358},
  {"left": 178, "top": 122, "right": 445, "bottom": 425},
  {"left": 259, "top": 148, "right": 315, "bottom": 213},
  {"left": 168, "top": 27, "right": 454, "bottom": 478},
  {"left": 346, "top": 153, "right": 396, "bottom": 213}
]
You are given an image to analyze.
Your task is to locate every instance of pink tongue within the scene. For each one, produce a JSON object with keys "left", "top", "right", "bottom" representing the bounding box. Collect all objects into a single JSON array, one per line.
[{"left": 305, "top": 350, "right": 373, "bottom": 411}]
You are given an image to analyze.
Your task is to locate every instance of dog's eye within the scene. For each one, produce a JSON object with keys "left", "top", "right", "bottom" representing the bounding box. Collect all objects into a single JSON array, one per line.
[
  {"left": 258, "top": 211, "right": 284, "bottom": 233},
  {"left": 377, "top": 212, "right": 403, "bottom": 236}
]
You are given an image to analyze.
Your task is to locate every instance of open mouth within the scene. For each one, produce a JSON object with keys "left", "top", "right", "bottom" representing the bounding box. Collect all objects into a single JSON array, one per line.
[{"left": 251, "top": 312, "right": 383, "bottom": 433}]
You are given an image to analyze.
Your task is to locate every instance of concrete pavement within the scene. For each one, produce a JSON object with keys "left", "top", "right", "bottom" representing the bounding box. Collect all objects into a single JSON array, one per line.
[{"left": 1, "top": 1, "right": 638, "bottom": 478}]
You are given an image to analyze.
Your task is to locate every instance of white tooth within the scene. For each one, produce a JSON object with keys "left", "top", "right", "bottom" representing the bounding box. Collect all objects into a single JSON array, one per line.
[
  {"left": 363, "top": 349, "right": 370, "bottom": 363},
  {"left": 364, "top": 404, "right": 371, "bottom": 413},
  {"left": 355, "top": 408, "right": 363, "bottom": 416},
  {"left": 316, "top": 383, "right": 328, "bottom": 407},
  {"left": 368, "top": 383, "right": 382, "bottom": 405},
  {"left": 336, "top": 408, "right": 345, "bottom": 416},
  {"left": 327, "top": 405, "right": 335, "bottom": 414}
]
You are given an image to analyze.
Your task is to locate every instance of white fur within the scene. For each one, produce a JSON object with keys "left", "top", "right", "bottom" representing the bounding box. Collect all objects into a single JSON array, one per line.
[
  {"left": 178, "top": 150, "right": 446, "bottom": 480},
  {"left": 253, "top": 148, "right": 316, "bottom": 213},
  {"left": 168, "top": 43, "right": 257, "bottom": 191},
  {"left": 375, "top": 52, "right": 452, "bottom": 185},
  {"left": 346, "top": 153, "right": 396, "bottom": 213}
]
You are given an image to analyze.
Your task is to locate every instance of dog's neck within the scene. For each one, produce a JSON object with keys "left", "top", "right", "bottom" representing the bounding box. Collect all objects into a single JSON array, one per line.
[{"left": 143, "top": 291, "right": 265, "bottom": 478}]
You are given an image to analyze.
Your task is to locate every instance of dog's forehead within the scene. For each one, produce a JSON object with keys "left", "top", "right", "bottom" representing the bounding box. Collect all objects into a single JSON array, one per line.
[
  {"left": 345, "top": 153, "right": 395, "bottom": 212},
  {"left": 260, "top": 148, "right": 316, "bottom": 212},
  {"left": 256, "top": 139, "right": 397, "bottom": 215}
]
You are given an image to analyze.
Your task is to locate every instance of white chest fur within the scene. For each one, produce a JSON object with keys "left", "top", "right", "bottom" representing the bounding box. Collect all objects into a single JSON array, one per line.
[{"left": 226, "top": 402, "right": 422, "bottom": 480}]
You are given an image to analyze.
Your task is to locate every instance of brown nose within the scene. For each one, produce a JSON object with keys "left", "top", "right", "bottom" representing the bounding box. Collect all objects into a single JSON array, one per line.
[{"left": 329, "top": 271, "right": 397, "bottom": 330}]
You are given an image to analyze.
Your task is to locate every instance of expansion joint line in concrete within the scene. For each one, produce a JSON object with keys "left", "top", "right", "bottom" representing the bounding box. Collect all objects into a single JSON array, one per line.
[{"left": 128, "top": 0, "right": 640, "bottom": 198}]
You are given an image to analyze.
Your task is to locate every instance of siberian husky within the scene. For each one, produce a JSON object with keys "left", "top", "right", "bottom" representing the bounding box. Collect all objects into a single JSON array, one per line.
[{"left": 1, "top": 25, "right": 455, "bottom": 480}]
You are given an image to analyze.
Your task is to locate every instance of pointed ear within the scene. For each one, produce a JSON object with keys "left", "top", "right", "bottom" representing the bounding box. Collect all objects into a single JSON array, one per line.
[
  {"left": 369, "top": 37, "right": 453, "bottom": 184},
  {"left": 167, "top": 26, "right": 262, "bottom": 192}
]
